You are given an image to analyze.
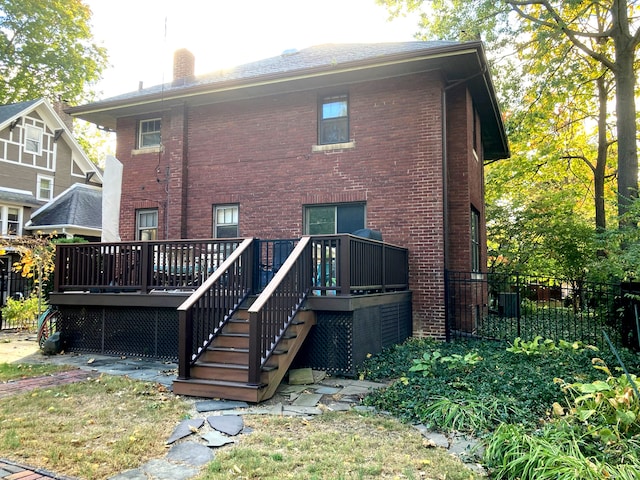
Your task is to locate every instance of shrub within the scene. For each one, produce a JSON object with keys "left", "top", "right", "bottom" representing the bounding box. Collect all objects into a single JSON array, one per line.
[{"left": 1, "top": 295, "right": 42, "bottom": 330}]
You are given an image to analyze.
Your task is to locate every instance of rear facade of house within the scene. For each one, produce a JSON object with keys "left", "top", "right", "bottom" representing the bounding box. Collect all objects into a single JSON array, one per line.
[{"left": 69, "top": 41, "right": 509, "bottom": 338}]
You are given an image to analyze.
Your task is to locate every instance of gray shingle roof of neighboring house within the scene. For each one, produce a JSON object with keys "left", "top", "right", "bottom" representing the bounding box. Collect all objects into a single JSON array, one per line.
[
  {"left": 0, "top": 187, "right": 41, "bottom": 208},
  {"left": 25, "top": 183, "right": 102, "bottom": 232},
  {"left": 0, "top": 99, "right": 40, "bottom": 124}
]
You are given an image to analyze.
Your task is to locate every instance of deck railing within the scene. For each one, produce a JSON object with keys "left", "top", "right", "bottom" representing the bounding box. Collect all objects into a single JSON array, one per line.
[
  {"left": 311, "top": 235, "right": 409, "bottom": 295},
  {"left": 54, "top": 239, "right": 244, "bottom": 293},
  {"left": 177, "top": 238, "right": 254, "bottom": 378},
  {"left": 247, "top": 237, "right": 313, "bottom": 384}
]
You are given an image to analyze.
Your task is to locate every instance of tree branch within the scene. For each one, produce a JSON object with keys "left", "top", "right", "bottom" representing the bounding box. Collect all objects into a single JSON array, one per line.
[{"left": 507, "top": 0, "right": 617, "bottom": 71}]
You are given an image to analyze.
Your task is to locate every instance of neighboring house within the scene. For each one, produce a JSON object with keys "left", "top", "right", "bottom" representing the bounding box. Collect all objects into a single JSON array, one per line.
[
  {"left": 25, "top": 183, "right": 102, "bottom": 241},
  {"left": 0, "top": 98, "right": 103, "bottom": 308},
  {"left": 67, "top": 41, "right": 509, "bottom": 339}
]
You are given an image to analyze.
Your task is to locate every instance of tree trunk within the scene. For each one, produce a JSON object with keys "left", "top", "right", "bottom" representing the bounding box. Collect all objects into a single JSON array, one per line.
[
  {"left": 594, "top": 75, "right": 608, "bottom": 233},
  {"left": 612, "top": 2, "right": 639, "bottom": 226}
]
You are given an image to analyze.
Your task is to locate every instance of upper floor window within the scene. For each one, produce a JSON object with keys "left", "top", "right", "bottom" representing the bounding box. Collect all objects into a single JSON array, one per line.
[
  {"left": 138, "top": 119, "right": 161, "bottom": 148},
  {"left": 471, "top": 207, "right": 481, "bottom": 273},
  {"left": 136, "top": 208, "right": 158, "bottom": 240},
  {"left": 1, "top": 205, "right": 22, "bottom": 236},
  {"left": 37, "top": 175, "right": 54, "bottom": 201},
  {"left": 214, "top": 205, "right": 239, "bottom": 238},
  {"left": 318, "top": 94, "right": 349, "bottom": 145},
  {"left": 24, "top": 125, "right": 43, "bottom": 154},
  {"left": 305, "top": 203, "right": 365, "bottom": 235}
]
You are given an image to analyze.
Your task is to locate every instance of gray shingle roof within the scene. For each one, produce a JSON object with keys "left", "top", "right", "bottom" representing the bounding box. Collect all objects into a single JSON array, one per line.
[
  {"left": 0, "top": 188, "right": 41, "bottom": 207},
  {"left": 0, "top": 99, "right": 40, "bottom": 124},
  {"left": 28, "top": 184, "right": 101, "bottom": 230},
  {"left": 96, "top": 41, "right": 459, "bottom": 104}
]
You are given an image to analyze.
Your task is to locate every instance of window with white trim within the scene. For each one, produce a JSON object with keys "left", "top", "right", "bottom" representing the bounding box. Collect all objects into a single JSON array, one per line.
[
  {"left": 37, "top": 175, "right": 54, "bottom": 201},
  {"left": 304, "top": 203, "right": 365, "bottom": 235},
  {"left": 1, "top": 205, "right": 22, "bottom": 236},
  {"left": 213, "top": 205, "right": 239, "bottom": 238},
  {"left": 138, "top": 119, "right": 161, "bottom": 148},
  {"left": 136, "top": 209, "right": 158, "bottom": 240},
  {"left": 318, "top": 94, "right": 349, "bottom": 145},
  {"left": 24, "top": 125, "right": 43, "bottom": 154}
]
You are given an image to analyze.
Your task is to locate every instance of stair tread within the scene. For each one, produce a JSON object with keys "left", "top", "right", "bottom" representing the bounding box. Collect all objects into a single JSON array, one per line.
[
  {"left": 174, "top": 377, "right": 266, "bottom": 389},
  {"left": 209, "top": 346, "right": 249, "bottom": 352},
  {"left": 194, "top": 361, "right": 276, "bottom": 372}
]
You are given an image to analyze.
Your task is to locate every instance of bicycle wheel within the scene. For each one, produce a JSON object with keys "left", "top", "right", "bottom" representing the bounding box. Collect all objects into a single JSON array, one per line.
[{"left": 37, "top": 309, "right": 59, "bottom": 349}]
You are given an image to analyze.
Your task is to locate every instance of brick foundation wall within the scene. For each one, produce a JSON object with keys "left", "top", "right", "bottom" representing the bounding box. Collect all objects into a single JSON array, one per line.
[{"left": 115, "top": 71, "right": 484, "bottom": 337}]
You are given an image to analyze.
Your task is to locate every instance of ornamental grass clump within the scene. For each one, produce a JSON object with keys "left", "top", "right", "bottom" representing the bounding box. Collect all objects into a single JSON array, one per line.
[{"left": 484, "top": 359, "right": 640, "bottom": 479}]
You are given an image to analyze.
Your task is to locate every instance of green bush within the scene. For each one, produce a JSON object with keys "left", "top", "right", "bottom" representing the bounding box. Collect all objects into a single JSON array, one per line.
[
  {"left": 360, "top": 337, "right": 640, "bottom": 477},
  {"left": 1, "top": 295, "right": 42, "bottom": 330}
]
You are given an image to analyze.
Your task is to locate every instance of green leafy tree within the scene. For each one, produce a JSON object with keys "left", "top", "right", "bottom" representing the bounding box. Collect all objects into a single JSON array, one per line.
[
  {"left": 0, "top": 0, "right": 107, "bottom": 104},
  {"left": 378, "top": 0, "right": 638, "bottom": 227}
]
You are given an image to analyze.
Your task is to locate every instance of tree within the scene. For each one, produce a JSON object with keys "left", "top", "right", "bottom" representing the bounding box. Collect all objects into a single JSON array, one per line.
[
  {"left": 0, "top": 0, "right": 107, "bottom": 105},
  {"left": 378, "top": 0, "right": 639, "bottom": 224}
]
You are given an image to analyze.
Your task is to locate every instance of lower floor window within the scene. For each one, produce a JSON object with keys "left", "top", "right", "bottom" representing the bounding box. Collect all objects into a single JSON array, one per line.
[
  {"left": 136, "top": 208, "right": 158, "bottom": 240},
  {"left": 304, "top": 203, "right": 365, "bottom": 235},
  {"left": 214, "top": 204, "right": 239, "bottom": 238},
  {"left": 0, "top": 205, "right": 21, "bottom": 236},
  {"left": 471, "top": 207, "right": 481, "bottom": 272}
]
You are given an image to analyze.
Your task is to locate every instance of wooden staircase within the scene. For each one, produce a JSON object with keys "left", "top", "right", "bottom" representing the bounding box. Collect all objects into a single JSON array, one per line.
[{"left": 172, "top": 302, "right": 316, "bottom": 403}]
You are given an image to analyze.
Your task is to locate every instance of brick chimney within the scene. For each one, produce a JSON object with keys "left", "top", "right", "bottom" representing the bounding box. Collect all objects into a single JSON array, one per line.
[
  {"left": 52, "top": 99, "right": 74, "bottom": 132},
  {"left": 173, "top": 48, "right": 195, "bottom": 86}
]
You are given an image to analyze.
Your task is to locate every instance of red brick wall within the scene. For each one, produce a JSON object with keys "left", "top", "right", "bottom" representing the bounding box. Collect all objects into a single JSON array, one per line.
[
  {"left": 115, "top": 71, "right": 484, "bottom": 337},
  {"left": 445, "top": 86, "right": 488, "bottom": 333}
]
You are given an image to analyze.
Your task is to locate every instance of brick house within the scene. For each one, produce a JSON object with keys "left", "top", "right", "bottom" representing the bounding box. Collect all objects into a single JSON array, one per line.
[{"left": 68, "top": 41, "right": 509, "bottom": 340}]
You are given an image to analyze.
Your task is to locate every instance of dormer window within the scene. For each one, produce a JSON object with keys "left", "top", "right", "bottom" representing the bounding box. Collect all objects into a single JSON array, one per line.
[
  {"left": 318, "top": 94, "right": 349, "bottom": 145},
  {"left": 24, "top": 125, "right": 42, "bottom": 154},
  {"left": 138, "top": 119, "right": 161, "bottom": 148}
]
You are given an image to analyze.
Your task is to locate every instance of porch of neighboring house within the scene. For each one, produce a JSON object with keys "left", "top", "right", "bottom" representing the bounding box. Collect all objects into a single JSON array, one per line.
[{"left": 49, "top": 235, "right": 411, "bottom": 402}]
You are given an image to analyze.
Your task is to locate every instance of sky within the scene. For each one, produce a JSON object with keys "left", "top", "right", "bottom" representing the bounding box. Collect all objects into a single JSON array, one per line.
[{"left": 84, "top": 0, "right": 423, "bottom": 99}]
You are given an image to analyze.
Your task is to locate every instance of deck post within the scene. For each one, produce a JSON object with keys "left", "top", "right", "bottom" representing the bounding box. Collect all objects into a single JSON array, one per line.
[
  {"left": 178, "top": 309, "right": 193, "bottom": 380},
  {"left": 339, "top": 235, "right": 351, "bottom": 295},
  {"left": 248, "top": 310, "right": 261, "bottom": 385},
  {"left": 140, "top": 242, "right": 151, "bottom": 293}
]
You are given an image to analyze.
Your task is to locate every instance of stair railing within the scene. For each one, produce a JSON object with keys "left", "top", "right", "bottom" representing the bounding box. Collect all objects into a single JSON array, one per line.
[
  {"left": 177, "top": 238, "right": 254, "bottom": 380},
  {"left": 247, "top": 236, "right": 313, "bottom": 384}
]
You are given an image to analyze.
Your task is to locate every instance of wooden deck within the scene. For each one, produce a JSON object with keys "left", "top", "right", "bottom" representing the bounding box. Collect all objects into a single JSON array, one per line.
[{"left": 50, "top": 235, "right": 410, "bottom": 401}]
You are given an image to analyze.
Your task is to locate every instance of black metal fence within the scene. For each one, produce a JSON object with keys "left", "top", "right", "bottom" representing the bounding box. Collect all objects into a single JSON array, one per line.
[
  {"left": 445, "top": 271, "right": 639, "bottom": 351},
  {"left": 1, "top": 261, "right": 36, "bottom": 330}
]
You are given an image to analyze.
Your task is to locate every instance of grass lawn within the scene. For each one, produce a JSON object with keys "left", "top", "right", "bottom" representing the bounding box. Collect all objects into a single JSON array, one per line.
[
  {"left": 0, "top": 362, "right": 71, "bottom": 382},
  {"left": 0, "top": 363, "right": 480, "bottom": 480}
]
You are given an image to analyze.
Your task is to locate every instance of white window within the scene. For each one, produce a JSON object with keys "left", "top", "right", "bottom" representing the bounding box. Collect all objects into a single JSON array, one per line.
[
  {"left": 24, "top": 125, "right": 43, "bottom": 154},
  {"left": 37, "top": 175, "right": 54, "bottom": 201},
  {"left": 1, "top": 205, "right": 22, "bottom": 236},
  {"left": 213, "top": 205, "right": 239, "bottom": 238},
  {"left": 136, "top": 209, "right": 158, "bottom": 240},
  {"left": 138, "top": 119, "right": 161, "bottom": 148}
]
